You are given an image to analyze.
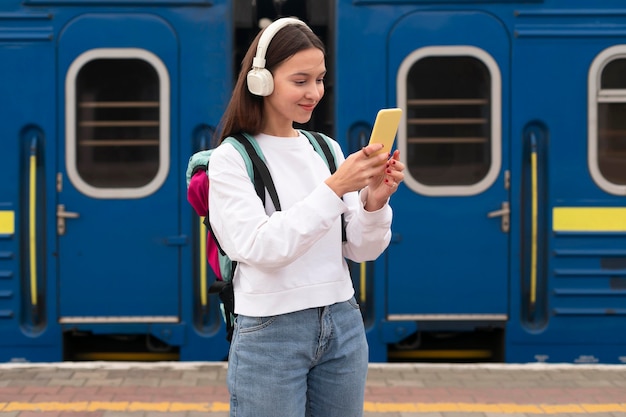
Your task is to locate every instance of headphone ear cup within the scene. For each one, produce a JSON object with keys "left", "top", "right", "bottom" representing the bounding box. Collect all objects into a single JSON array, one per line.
[{"left": 247, "top": 68, "right": 274, "bottom": 96}]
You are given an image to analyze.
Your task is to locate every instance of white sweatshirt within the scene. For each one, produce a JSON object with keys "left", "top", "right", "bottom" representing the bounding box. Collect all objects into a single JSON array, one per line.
[{"left": 208, "top": 132, "right": 392, "bottom": 316}]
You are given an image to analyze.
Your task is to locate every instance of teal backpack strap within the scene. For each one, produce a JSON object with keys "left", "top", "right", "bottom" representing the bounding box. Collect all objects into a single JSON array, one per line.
[
  {"left": 241, "top": 132, "right": 266, "bottom": 161},
  {"left": 229, "top": 133, "right": 281, "bottom": 212},
  {"left": 223, "top": 136, "right": 255, "bottom": 180},
  {"left": 185, "top": 149, "right": 213, "bottom": 187},
  {"left": 300, "top": 130, "right": 339, "bottom": 171}
]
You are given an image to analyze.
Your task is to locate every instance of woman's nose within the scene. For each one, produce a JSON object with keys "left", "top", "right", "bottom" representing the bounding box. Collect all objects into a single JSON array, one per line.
[{"left": 306, "top": 82, "right": 323, "bottom": 100}]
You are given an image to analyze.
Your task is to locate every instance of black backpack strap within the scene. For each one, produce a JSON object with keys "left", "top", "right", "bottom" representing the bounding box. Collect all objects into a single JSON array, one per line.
[
  {"left": 207, "top": 134, "right": 282, "bottom": 261},
  {"left": 209, "top": 134, "right": 284, "bottom": 342},
  {"left": 230, "top": 133, "right": 281, "bottom": 212},
  {"left": 308, "top": 131, "right": 337, "bottom": 172},
  {"left": 304, "top": 131, "right": 347, "bottom": 242}
]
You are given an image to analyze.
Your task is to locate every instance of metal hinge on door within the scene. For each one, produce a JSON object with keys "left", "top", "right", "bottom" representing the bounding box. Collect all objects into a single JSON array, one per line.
[{"left": 487, "top": 202, "right": 510, "bottom": 233}]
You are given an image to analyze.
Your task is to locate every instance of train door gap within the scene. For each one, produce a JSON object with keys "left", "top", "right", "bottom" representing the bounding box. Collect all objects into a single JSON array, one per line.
[
  {"left": 388, "top": 329, "right": 505, "bottom": 363},
  {"left": 63, "top": 331, "right": 180, "bottom": 362}
]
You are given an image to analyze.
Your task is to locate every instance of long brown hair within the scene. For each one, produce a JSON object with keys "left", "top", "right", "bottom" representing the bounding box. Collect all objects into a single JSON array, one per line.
[{"left": 215, "top": 20, "right": 325, "bottom": 144}]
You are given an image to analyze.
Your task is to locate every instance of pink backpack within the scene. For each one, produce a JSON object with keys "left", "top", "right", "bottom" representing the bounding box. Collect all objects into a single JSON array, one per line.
[{"left": 187, "top": 167, "right": 223, "bottom": 279}]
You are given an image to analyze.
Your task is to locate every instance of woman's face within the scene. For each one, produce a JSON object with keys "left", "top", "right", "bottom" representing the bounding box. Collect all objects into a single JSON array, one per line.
[{"left": 263, "top": 47, "right": 326, "bottom": 135}]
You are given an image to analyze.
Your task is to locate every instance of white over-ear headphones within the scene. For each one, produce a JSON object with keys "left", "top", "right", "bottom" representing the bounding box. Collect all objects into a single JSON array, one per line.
[{"left": 247, "top": 17, "right": 311, "bottom": 96}]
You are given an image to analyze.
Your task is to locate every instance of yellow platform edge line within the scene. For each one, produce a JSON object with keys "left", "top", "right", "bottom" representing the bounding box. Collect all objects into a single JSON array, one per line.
[
  {"left": 553, "top": 207, "right": 626, "bottom": 232},
  {"left": 2, "top": 402, "right": 626, "bottom": 413},
  {"left": 363, "top": 402, "right": 626, "bottom": 413}
]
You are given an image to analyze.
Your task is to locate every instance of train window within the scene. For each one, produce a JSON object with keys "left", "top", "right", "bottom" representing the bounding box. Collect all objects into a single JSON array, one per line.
[
  {"left": 65, "top": 49, "right": 170, "bottom": 199},
  {"left": 589, "top": 46, "right": 626, "bottom": 195},
  {"left": 397, "top": 46, "right": 501, "bottom": 196}
]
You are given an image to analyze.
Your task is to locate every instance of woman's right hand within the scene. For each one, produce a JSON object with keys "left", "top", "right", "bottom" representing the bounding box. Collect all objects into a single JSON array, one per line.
[{"left": 324, "top": 143, "right": 388, "bottom": 197}]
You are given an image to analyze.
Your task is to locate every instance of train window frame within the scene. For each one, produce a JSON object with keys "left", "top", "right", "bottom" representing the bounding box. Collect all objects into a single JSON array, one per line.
[
  {"left": 396, "top": 46, "right": 502, "bottom": 196},
  {"left": 588, "top": 45, "right": 626, "bottom": 196},
  {"left": 65, "top": 48, "right": 170, "bottom": 199}
]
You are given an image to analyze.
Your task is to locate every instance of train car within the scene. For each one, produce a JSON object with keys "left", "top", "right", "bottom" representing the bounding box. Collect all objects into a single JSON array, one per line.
[
  {"left": 336, "top": 0, "right": 626, "bottom": 363},
  {"left": 0, "top": 0, "right": 236, "bottom": 361},
  {"left": 1, "top": 0, "right": 625, "bottom": 363}
]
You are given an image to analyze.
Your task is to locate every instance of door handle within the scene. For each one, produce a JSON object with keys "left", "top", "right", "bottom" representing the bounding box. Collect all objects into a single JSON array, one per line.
[
  {"left": 487, "top": 202, "right": 510, "bottom": 233},
  {"left": 57, "top": 204, "right": 79, "bottom": 235}
]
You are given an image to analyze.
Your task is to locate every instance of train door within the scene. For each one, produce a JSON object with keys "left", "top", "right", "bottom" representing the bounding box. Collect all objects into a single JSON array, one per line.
[
  {"left": 56, "top": 15, "right": 180, "bottom": 324},
  {"left": 387, "top": 12, "right": 510, "bottom": 330}
]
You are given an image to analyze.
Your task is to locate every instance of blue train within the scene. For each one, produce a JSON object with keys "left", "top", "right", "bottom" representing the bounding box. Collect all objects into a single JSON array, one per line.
[{"left": 1, "top": 0, "right": 625, "bottom": 363}]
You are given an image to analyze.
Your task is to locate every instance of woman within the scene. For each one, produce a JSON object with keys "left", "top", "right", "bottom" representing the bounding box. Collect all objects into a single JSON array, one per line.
[{"left": 208, "top": 17, "right": 404, "bottom": 417}]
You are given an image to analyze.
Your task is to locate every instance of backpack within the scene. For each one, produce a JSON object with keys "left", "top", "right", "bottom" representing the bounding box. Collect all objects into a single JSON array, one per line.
[{"left": 186, "top": 130, "right": 342, "bottom": 342}]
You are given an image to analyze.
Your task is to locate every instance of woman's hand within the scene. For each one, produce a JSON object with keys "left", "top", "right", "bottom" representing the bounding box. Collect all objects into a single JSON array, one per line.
[
  {"left": 364, "top": 149, "right": 405, "bottom": 211},
  {"left": 324, "top": 144, "right": 405, "bottom": 210}
]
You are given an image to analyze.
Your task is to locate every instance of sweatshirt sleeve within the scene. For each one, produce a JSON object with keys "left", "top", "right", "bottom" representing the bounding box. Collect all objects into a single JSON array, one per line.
[
  {"left": 208, "top": 142, "right": 349, "bottom": 270},
  {"left": 330, "top": 142, "right": 393, "bottom": 262}
]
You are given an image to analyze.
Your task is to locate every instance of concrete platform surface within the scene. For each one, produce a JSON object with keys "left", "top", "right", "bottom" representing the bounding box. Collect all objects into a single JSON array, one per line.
[{"left": 0, "top": 362, "right": 625, "bottom": 417}]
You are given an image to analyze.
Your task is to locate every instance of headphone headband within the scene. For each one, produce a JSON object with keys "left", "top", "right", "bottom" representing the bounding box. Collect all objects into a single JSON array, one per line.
[
  {"left": 247, "top": 17, "right": 312, "bottom": 96},
  {"left": 252, "top": 17, "right": 311, "bottom": 70}
]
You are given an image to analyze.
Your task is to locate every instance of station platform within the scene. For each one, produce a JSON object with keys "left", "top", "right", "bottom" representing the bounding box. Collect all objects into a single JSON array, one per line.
[{"left": 0, "top": 361, "right": 625, "bottom": 417}]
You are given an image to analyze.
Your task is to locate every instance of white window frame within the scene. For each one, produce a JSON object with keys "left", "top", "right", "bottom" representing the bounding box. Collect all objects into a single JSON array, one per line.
[
  {"left": 588, "top": 45, "right": 626, "bottom": 196},
  {"left": 396, "top": 46, "right": 502, "bottom": 196},
  {"left": 65, "top": 48, "right": 170, "bottom": 199}
]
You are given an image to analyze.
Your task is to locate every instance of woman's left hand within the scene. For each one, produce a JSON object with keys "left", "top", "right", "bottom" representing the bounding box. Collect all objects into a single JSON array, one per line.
[{"left": 365, "top": 149, "right": 405, "bottom": 211}]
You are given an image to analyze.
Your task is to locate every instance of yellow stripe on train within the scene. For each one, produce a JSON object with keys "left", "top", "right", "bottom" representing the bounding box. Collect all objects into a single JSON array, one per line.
[
  {"left": 0, "top": 211, "right": 14, "bottom": 235},
  {"left": 553, "top": 207, "right": 626, "bottom": 232}
]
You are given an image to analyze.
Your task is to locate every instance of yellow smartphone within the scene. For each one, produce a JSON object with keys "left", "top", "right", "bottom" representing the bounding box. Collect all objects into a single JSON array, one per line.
[{"left": 367, "top": 108, "right": 402, "bottom": 155}]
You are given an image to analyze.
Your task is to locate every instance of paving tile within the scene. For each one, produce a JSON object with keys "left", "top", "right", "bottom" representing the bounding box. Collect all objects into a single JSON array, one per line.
[
  {"left": 48, "top": 379, "right": 87, "bottom": 387},
  {"left": 17, "top": 412, "right": 61, "bottom": 417},
  {"left": 102, "top": 412, "right": 146, "bottom": 417},
  {"left": 84, "top": 379, "right": 124, "bottom": 387},
  {"left": 35, "top": 372, "right": 74, "bottom": 380}
]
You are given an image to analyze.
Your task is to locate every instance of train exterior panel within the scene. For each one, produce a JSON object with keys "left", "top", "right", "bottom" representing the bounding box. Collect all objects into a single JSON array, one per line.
[
  {"left": 334, "top": 0, "right": 626, "bottom": 363},
  {"left": 0, "top": 0, "right": 232, "bottom": 361},
  {"left": 1, "top": 0, "right": 625, "bottom": 363}
]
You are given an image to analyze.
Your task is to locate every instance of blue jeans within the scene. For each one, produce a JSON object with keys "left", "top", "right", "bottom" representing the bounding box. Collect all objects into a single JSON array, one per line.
[{"left": 227, "top": 297, "right": 369, "bottom": 417}]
